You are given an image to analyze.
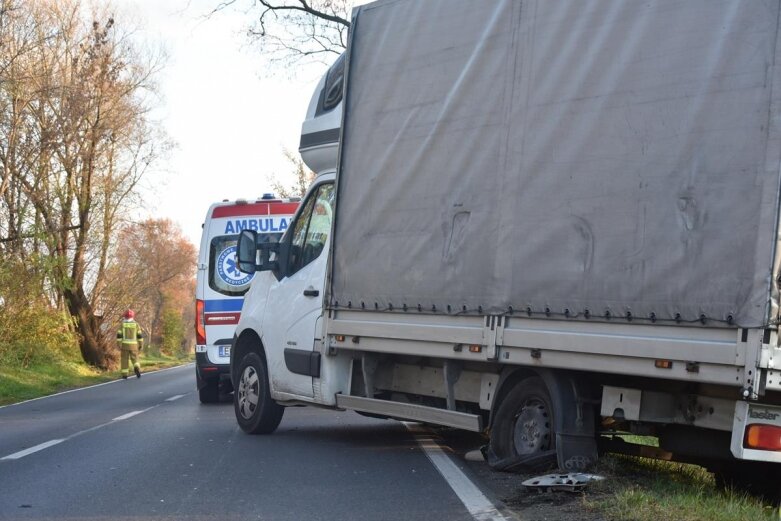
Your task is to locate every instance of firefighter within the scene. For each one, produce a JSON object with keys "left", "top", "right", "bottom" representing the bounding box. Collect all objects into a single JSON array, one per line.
[{"left": 117, "top": 309, "right": 144, "bottom": 379}]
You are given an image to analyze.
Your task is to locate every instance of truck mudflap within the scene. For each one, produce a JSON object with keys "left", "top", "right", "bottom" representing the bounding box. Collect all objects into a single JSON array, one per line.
[{"left": 731, "top": 402, "right": 781, "bottom": 463}]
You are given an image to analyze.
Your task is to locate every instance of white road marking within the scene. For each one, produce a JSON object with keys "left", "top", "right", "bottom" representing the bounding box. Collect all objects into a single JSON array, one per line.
[
  {"left": 112, "top": 410, "right": 146, "bottom": 421},
  {"left": 403, "top": 422, "right": 512, "bottom": 521},
  {"left": 1, "top": 390, "right": 191, "bottom": 461},
  {"left": 0, "top": 363, "right": 194, "bottom": 410},
  {"left": 2, "top": 406, "right": 159, "bottom": 460},
  {"left": 1, "top": 439, "right": 65, "bottom": 460}
]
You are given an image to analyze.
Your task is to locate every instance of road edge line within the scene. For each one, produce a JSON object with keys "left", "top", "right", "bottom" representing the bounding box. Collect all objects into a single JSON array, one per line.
[
  {"left": 0, "top": 363, "right": 194, "bottom": 410},
  {"left": 403, "top": 422, "right": 514, "bottom": 521}
]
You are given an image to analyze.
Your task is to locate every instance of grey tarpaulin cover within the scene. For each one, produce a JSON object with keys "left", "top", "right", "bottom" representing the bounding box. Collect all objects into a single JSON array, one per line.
[{"left": 329, "top": 0, "right": 781, "bottom": 328}]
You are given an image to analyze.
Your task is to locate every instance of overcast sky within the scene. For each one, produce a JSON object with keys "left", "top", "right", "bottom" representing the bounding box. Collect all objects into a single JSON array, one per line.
[{"left": 113, "top": 0, "right": 332, "bottom": 245}]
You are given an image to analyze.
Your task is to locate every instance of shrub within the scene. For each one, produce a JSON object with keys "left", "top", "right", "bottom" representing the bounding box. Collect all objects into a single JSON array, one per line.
[
  {"left": 0, "top": 304, "right": 79, "bottom": 368},
  {"left": 160, "top": 307, "right": 185, "bottom": 356}
]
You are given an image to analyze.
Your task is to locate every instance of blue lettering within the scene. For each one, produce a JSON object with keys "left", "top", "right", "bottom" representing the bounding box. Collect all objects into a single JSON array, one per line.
[
  {"left": 259, "top": 218, "right": 270, "bottom": 232},
  {"left": 222, "top": 217, "right": 291, "bottom": 235}
]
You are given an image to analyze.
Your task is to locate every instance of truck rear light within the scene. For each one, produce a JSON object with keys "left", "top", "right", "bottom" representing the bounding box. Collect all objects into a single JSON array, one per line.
[
  {"left": 744, "top": 424, "right": 781, "bottom": 451},
  {"left": 196, "top": 299, "right": 206, "bottom": 345}
]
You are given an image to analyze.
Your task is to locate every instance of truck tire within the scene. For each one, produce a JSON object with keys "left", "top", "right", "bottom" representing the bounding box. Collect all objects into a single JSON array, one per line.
[
  {"left": 234, "top": 352, "right": 284, "bottom": 434},
  {"left": 488, "top": 376, "right": 557, "bottom": 471},
  {"left": 198, "top": 381, "right": 219, "bottom": 404}
]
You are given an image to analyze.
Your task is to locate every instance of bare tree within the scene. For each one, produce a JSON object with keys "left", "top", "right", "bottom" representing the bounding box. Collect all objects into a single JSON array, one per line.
[
  {"left": 211, "top": 0, "right": 350, "bottom": 68},
  {"left": 0, "top": 0, "right": 169, "bottom": 368},
  {"left": 269, "top": 147, "right": 315, "bottom": 197}
]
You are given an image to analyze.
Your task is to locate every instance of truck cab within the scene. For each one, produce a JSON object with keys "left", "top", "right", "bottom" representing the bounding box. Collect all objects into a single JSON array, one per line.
[{"left": 229, "top": 54, "right": 342, "bottom": 427}]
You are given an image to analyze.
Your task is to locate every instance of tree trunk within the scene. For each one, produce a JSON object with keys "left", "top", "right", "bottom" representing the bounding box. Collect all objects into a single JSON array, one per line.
[{"left": 64, "top": 287, "right": 113, "bottom": 369}]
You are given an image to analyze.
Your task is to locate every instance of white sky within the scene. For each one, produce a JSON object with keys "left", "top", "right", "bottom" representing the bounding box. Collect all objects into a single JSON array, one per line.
[{"left": 113, "top": 0, "right": 332, "bottom": 245}]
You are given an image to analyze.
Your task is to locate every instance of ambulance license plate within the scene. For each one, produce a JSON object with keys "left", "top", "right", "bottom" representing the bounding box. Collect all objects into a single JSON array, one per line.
[{"left": 219, "top": 346, "right": 231, "bottom": 358}]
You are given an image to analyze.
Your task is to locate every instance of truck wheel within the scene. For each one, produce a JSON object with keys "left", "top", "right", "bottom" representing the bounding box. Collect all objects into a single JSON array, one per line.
[
  {"left": 234, "top": 352, "right": 284, "bottom": 434},
  {"left": 489, "top": 376, "right": 557, "bottom": 471},
  {"left": 198, "top": 381, "right": 219, "bottom": 404}
]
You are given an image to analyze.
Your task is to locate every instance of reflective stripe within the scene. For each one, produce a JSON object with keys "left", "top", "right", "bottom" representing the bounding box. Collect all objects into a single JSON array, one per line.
[{"left": 119, "top": 320, "right": 140, "bottom": 344}]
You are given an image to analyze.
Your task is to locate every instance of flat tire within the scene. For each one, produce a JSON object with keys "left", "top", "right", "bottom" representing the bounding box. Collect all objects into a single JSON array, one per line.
[{"left": 489, "top": 376, "right": 557, "bottom": 471}]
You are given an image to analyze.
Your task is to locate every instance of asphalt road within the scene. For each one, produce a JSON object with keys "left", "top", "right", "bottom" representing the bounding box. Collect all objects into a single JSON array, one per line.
[{"left": 0, "top": 364, "right": 514, "bottom": 521}]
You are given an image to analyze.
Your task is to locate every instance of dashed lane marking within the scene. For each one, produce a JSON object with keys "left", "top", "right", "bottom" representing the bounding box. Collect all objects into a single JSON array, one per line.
[
  {"left": 112, "top": 410, "right": 146, "bottom": 421},
  {"left": 1, "top": 439, "right": 65, "bottom": 461},
  {"left": 1, "top": 394, "right": 189, "bottom": 461}
]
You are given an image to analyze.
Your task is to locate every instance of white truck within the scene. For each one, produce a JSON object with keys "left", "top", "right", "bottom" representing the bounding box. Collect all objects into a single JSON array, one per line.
[{"left": 232, "top": 0, "right": 781, "bottom": 498}]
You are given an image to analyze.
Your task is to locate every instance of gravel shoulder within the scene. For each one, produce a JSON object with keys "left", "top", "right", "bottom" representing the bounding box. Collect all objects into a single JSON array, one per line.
[{"left": 435, "top": 427, "right": 608, "bottom": 521}]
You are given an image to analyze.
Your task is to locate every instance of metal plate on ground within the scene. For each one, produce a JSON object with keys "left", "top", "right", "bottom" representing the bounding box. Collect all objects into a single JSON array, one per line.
[{"left": 522, "top": 473, "right": 605, "bottom": 492}]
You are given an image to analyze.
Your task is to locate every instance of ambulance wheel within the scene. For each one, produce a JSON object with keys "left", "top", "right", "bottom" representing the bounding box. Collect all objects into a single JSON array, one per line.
[
  {"left": 489, "top": 377, "right": 557, "bottom": 471},
  {"left": 198, "top": 381, "right": 219, "bottom": 404},
  {"left": 234, "top": 352, "right": 284, "bottom": 434}
]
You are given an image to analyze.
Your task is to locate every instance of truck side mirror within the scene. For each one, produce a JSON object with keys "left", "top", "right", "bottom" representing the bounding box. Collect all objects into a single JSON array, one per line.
[
  {"left": 238, "top": 229, "right": 281, "bottom": 274},
  {"left": 237, "top": 230, "right": 259, "bottom": 274}
]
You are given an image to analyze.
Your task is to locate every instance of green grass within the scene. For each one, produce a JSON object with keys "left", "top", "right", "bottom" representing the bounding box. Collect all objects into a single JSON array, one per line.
[
  {"left": 585, "top": 449, "right": 779, "bottom": 521},
  {"left": 0, "top": 351, "right": 193, "bottom": 406},
  {"left": 136, "top": 350, "right": 193, "bottom": 373}
]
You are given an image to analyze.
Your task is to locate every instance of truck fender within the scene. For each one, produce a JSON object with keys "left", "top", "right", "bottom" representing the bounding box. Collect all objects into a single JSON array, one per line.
[
  {"left": 489, "top": 367, "right": 598, "bottom": 471},
  {"left": 231, "top": 329, "right": 266, "bottom": 389}
]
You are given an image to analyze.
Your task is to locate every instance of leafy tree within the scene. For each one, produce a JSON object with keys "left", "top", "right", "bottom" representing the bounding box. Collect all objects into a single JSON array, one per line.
[{"left": 108, "top": 219, "right": 196, "bottom": 353}]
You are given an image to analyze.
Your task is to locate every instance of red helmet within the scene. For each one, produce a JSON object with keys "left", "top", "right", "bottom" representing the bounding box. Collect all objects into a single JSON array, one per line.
[{"left": 124, "top": 309, "right": 135, "bottom": 319}]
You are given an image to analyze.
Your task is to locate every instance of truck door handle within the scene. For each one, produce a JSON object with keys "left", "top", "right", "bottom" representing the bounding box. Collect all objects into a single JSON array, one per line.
[{"left": 303, "top": 288, "right": 319, "bottom": 297}]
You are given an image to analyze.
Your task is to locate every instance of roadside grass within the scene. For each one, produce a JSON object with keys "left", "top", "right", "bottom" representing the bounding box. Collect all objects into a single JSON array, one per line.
[
  {"left": 136, "top": 350, "right": 193, "bottom": 373},
  {"left": 0, "top": 350, "right": 193, "bottom": 406},
  {"left": 585, "top": 436, "right": 779, "bottom": 521}
]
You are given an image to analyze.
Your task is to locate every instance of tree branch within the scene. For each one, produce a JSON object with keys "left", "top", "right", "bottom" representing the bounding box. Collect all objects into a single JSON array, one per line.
[{"left": 256, "top": 0, "right": 350, "bottom": 28}]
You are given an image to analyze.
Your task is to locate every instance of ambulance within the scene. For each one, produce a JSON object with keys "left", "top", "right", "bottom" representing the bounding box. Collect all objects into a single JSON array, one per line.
[{"left": 195, "top": 195, "right": 298, "bottom": 403}]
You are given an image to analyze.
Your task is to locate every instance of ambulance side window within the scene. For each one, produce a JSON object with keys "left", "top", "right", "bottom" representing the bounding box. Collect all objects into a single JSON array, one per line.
[{"left": 287, "top": 183, "right": 334, "bottom": 276}]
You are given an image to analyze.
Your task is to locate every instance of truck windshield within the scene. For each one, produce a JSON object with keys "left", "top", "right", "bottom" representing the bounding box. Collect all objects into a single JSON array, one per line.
[{"left": 209, "top": 233, "right": 282, "bottom": 296}]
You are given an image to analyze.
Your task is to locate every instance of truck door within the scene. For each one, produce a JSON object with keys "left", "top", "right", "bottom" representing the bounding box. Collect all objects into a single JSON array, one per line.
[{"left": 262, "top": 182, "right": 334, "bottom": 398}]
